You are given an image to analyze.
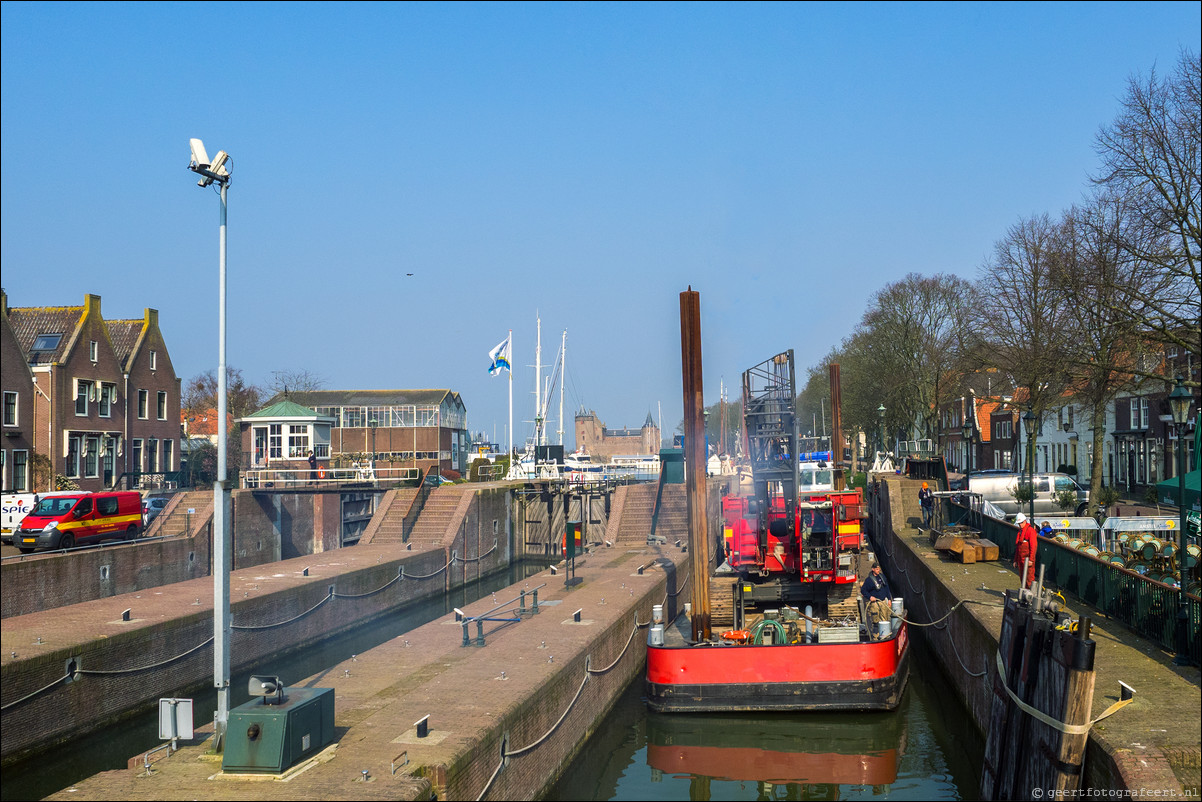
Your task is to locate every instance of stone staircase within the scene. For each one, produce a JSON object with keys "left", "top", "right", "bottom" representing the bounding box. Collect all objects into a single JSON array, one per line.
[
  {"left": 612, "top": 483, "right": 688, "bottom": 545},
  {"left": 144, "top": 489, "right": 213, "bottom": 539},
  {"left": 362, "top": 488, "right": 420, "bottom": 544},
  {"left": 406, "top": 485, "right": 472, "bottom": 548}
]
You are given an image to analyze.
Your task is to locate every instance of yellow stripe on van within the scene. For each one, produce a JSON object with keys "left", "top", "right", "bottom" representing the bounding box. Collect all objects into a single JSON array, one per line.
[{"left": 56, "top": 513, "right": 142, "bottom": 532}]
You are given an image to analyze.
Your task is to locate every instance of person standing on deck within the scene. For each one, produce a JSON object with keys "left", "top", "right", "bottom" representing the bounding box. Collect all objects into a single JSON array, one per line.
[
  {"left": 861, "top": 562, "right": 893, "bottom": 638},
  {"left": 918, "top": 482, "right": 934, "bottom": 529},
  {"left": 1013, "top": 512, "right": 1038, "bottom": 588}
]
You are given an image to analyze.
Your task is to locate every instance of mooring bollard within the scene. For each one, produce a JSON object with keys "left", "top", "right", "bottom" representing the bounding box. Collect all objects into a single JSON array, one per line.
[
  {"left": 532, "top": 588, "right": 539, "bottom": 614},
  {"left": 519, "top": 589, "right": 527, "bottom": 615},
  {"left": 461, "top": 620, "right": 470, "bottom": 647},
  {"left": 476, "top": 618, "right": 485, "bottom": 647}
]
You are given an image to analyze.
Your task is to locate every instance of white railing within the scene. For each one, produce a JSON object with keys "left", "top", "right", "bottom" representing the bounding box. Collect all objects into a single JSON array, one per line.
[{"left": 241, "top": 466, "right": 421, "bottom": 489}]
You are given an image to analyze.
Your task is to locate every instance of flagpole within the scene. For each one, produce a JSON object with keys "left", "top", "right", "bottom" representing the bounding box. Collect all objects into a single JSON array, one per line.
[{"left": 508, "top": 328, "right": 513, "bottom": 466}]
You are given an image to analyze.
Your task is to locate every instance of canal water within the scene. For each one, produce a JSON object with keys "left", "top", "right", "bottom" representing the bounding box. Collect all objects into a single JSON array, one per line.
[
  {"left": 1, "top": 561, "right": 548, "bottom": 802},
  {"left": 548, "top": 644, "right": 984, "bottom": 801},
  {"left": 6, "top": 565, "right": 984, "bottom": 801}
]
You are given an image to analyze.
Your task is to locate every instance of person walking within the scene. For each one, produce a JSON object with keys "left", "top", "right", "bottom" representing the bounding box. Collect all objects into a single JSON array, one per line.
[
  {"left": 1013, "top": 512, "right": 1038, "bottom": 588},
  {"left": 919, "top": 482, "right": 934, "bottom": 529},
  {"left": 308, "top": 450, "right": 318, "bottom": 482}
]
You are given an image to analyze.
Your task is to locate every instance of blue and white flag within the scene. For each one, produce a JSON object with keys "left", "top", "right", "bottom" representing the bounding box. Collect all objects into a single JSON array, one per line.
[{"left": 488, "top": 335, "right": 512, "bottom": 375}]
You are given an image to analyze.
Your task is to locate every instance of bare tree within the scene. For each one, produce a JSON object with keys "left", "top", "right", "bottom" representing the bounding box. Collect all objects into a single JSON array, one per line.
[
  {"left": 974, "top": 214, "right": 1081, "bottom": 477},
  {"left": 858, "top": 273, "right": 978, "bottom": 448},
  {"left": 1092, "top": 51, "right": 1201, "bottom": 363},
  {"left": 1054, "top": 197, "right": 1149, "bottom": 515},
  {"left": 182, "top": 367, "right": 262, "bottom": 419},
  {"left": 265, "top": 369, "right": 327, "bottom": 399}
]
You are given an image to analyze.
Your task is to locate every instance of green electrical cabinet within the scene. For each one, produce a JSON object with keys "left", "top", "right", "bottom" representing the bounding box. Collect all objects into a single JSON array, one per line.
[{"left": 222, "top": 683, "right": 335, "bottom": 774}]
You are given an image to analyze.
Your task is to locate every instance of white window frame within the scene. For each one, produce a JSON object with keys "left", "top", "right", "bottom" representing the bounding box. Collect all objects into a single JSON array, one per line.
[
  {"left": 268, "top": 424, "right": 283, "bottom": 459},
  {"left": 99, "top": 383, "right": 115, "bottom": 418},
  {"left": 131, "top": 438, "right": 143, "bottom": 473},
  {"left": 157, "top": 391, "right": 167, "bottom": 421},
  {"left": 67, "top": 434, "right": 82, "bottom": 478},
  {"left": 75, "top": 380, "right": 89, "bottom": 416},
  {"left": 150, "top": 350, "right": 157, "bottom": 370},
  {"left": 147, "top": 438, "right": 158, "bottom": 473},
  {"left": 163, "top": 439, "right": 173, "bottom": 472},
  {"left": 138, "top": 389, "right": 148, "bottom": 419},
  {"left": 85, "top": 435, "right": 100, "bottom": 478},
  {"left": 3, "top": 391, "right": 17, "bottom": 427},
  {"left": 287, "top": 425, "right": 311, "bottom": 458},
  {"left": 89, "top": 340, "right": 98, "bottom": 362},
  {"left": 12, "top": 449, "right": 28, "bottom": 492}
]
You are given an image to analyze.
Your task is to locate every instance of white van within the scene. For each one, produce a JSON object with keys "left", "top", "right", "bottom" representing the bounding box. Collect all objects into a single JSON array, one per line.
[{"left": 966, "top": 472, "right": 1090, "bottom": 519}]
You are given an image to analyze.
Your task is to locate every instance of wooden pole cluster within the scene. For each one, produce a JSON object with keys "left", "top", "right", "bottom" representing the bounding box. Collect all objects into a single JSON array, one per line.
[
  {"left": 680, "top": 287, "right": 711, "bottom": 642},
  {"left": 982, "top": 592, "right": 1097, "bottom": 799}
]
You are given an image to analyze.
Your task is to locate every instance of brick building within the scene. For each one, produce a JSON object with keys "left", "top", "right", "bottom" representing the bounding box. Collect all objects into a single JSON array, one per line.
[
  {"left": 575, "top": 409, "right": 660, "bottom": 460},
  {"left": 251, "top": 389, "right": 469, "bottom": 477},
  {"left": 1, "top": 290, "right": 181, "bottom": 491}
]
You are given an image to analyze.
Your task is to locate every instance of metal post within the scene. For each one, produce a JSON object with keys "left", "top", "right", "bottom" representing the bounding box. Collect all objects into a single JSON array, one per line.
[
  {"left": 476, "top": 618, "right": 485, "bottom": 647},
  {"left": 1174, "top": 420, "right": 1190, "bottom": 665},
  {"left": 532, "top": 588, "right": 539, "bottom": 614},
  {"left": 213, "top": 180, "right": 231, "bottom": 749}
]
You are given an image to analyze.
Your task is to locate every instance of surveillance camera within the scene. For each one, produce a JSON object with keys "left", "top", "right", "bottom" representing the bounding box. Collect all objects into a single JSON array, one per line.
[{"left": 189, "top": 138, "right": 210, "bottom": 169}]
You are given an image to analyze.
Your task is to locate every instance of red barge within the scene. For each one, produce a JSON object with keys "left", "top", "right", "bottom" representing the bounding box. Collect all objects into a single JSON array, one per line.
[{"left": 646, "top": 348, "right": 909, "bottom": 713}]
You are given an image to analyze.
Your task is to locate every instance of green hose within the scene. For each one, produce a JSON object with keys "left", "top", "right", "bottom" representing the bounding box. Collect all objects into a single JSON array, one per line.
[{"left": 750, "top": 618, "right": 788, "bottom": 645}]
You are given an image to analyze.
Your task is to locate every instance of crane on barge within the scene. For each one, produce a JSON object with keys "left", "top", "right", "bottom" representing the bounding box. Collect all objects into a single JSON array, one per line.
[{"left": 709, "top": 351, "right": 870, "bottom": 627}]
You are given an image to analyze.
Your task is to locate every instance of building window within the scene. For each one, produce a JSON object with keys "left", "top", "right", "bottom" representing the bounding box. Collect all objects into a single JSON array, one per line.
[
  {"left": 138, "top": 389, "right": 148, "bottom": 419},
  {"left": 269, "top": 424, "right": 283, "bottom": 459},
  {"left": 3, "top": 392, "right": 16, "bottom": 426},
  {"left": 90, "top": 340, "right": 98, "bottom": 362},
  {"left": 99, "top": 383, "right": 115, "bottom": 418},
  {"left": 147, "top": 438, "right": 158, "bottom": 473},
  {"left": 103, "top": 437, "right": 116, "bottom": 482},
  {"left": 163, "top": 439, "right": 173, "bottom": 472},
  {"left": 76, "top": 381, "right": 89, "bottom": 416},
  {"left": 157, "top": 391, "right": 167, "bottom": 420},
  {"left": 150, "top": 350, "right": 157, "bottom": 370},
  {"left": 31, "top": 333, "right": 62, "bottom": 352},
  {"left": 67, "top": 434, "right": 82, "bottom": 478},
  {"left": 13, "top": 450, "right": 27, "bottom": 492},
  {"left": 131, "top": 439, "right": 143, "bottom": 472},
  {"left": 85, "top": 435, "right": 100, "bottom": 478},
  {"left": 287, "top": 425, "right": 310, "bottom": 458}
]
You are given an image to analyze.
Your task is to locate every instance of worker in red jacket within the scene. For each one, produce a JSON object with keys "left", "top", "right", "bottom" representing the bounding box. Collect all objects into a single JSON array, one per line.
[{"left": 1013, "top": 512, "right": 1038, "bottom": 588}]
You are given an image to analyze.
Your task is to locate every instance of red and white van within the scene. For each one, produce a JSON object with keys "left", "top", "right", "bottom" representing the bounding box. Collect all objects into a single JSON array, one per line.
[{"left": 14, "top": 491, "right": 144, "bottom": 553}]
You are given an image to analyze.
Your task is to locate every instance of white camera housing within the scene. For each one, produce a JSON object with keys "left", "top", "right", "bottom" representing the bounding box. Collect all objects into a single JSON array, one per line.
[{"left": 189, "top": 138, "right": 210, "bottom": 169}]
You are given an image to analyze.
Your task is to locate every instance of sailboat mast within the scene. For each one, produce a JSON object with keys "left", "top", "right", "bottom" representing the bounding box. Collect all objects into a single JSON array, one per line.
[
  {"left": 535, "top": 316, "right": 543, "bottom": 447},
  {"left": 558, "top": 330, "right": 566, "bottom": 446}
]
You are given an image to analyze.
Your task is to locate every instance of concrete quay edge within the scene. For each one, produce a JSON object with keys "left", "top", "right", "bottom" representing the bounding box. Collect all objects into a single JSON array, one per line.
[
  {"left": 876, "top": 474, "right": 1201, "bottom": 796},
  {"left": 43, "top": 543, "right": 689, "bottom": 801}
]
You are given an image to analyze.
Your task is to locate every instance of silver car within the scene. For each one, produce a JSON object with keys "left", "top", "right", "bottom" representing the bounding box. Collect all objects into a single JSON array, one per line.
[
  {"left": 966, "top": 472, "right": 1090, "bottom": 519},
  {"left": 142, "top": 496, "right": 170, "bottom": 526}
]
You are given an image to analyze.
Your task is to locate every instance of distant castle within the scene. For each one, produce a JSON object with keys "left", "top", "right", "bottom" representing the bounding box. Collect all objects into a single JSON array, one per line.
[{"left": 574, "top": 409, "right": 660, "bottom": 460}]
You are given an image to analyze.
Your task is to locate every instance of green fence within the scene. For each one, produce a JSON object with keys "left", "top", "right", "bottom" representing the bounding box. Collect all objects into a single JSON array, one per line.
[{"left": 946, "top": 500, "right": 1200, "bottom": 665}]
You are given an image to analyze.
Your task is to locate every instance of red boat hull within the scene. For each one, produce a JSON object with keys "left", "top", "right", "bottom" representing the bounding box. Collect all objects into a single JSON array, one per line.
[{"left": 646, "top": 625, "right": 909, "bottom": 713}]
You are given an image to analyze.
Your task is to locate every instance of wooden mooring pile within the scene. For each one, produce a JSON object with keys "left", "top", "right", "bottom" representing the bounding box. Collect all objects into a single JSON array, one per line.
[{"left": 981, "top": 587, "right": 1097, "bottom": 799}]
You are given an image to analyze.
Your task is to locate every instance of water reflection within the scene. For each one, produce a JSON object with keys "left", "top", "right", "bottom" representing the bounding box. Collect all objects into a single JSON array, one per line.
[{"left": 548, "top": 646, "right": 978, "bottom": 801}]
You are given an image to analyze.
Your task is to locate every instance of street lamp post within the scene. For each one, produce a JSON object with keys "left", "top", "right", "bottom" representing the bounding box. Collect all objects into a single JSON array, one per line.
[
  {"left": 877, "top": 404, "right": 886, "bottom": 461},
  {"left": 1023, "top": 404, "right": 1038, "bottom": 522},
  {"left": 1168, "top": 375, "right": 1193, "bottom": 666},
  {"left": 962, "top": 417, "right": 973, "bottom": 488},
  {"left": 187, "top": 138, "right": 232, "bottom": 749}
]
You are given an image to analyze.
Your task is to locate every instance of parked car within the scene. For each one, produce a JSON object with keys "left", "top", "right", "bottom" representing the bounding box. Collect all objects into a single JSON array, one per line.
[
  {"left": 13, "top": 491, "right": 144, "bottom": 553},
  {"left": 966, "top": 472, "right": 1090, "bottom": 519},
  {"left": 2, "top": 491, "right": 81, "bottom": 545},
  {"left": 143, "top": 496, "right": 170, "bottom": 526}
]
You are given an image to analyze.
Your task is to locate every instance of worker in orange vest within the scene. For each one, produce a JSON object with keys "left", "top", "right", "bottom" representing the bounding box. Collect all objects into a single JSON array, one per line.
[{"left": 1013, "top": 512, "right": 1038, "bottom": 588}]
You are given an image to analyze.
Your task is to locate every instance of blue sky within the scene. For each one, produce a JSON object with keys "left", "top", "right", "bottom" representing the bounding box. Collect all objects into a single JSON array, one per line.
[{"left": 2, "top": 2, "right": 1198, "bottom": 449}]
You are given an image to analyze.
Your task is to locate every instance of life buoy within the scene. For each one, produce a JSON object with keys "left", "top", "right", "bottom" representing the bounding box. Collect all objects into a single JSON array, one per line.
[
  {"left": 721, "top": 629, "right": 751, "bottom": 643},
  {"left": 318, "top": 467, "right": 326, "bottom": 479}
]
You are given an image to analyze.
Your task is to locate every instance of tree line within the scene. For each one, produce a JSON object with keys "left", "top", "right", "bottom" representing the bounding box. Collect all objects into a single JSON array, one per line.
[{"left": 793, "top": 51, "right": 1198, "bottom": 508}]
